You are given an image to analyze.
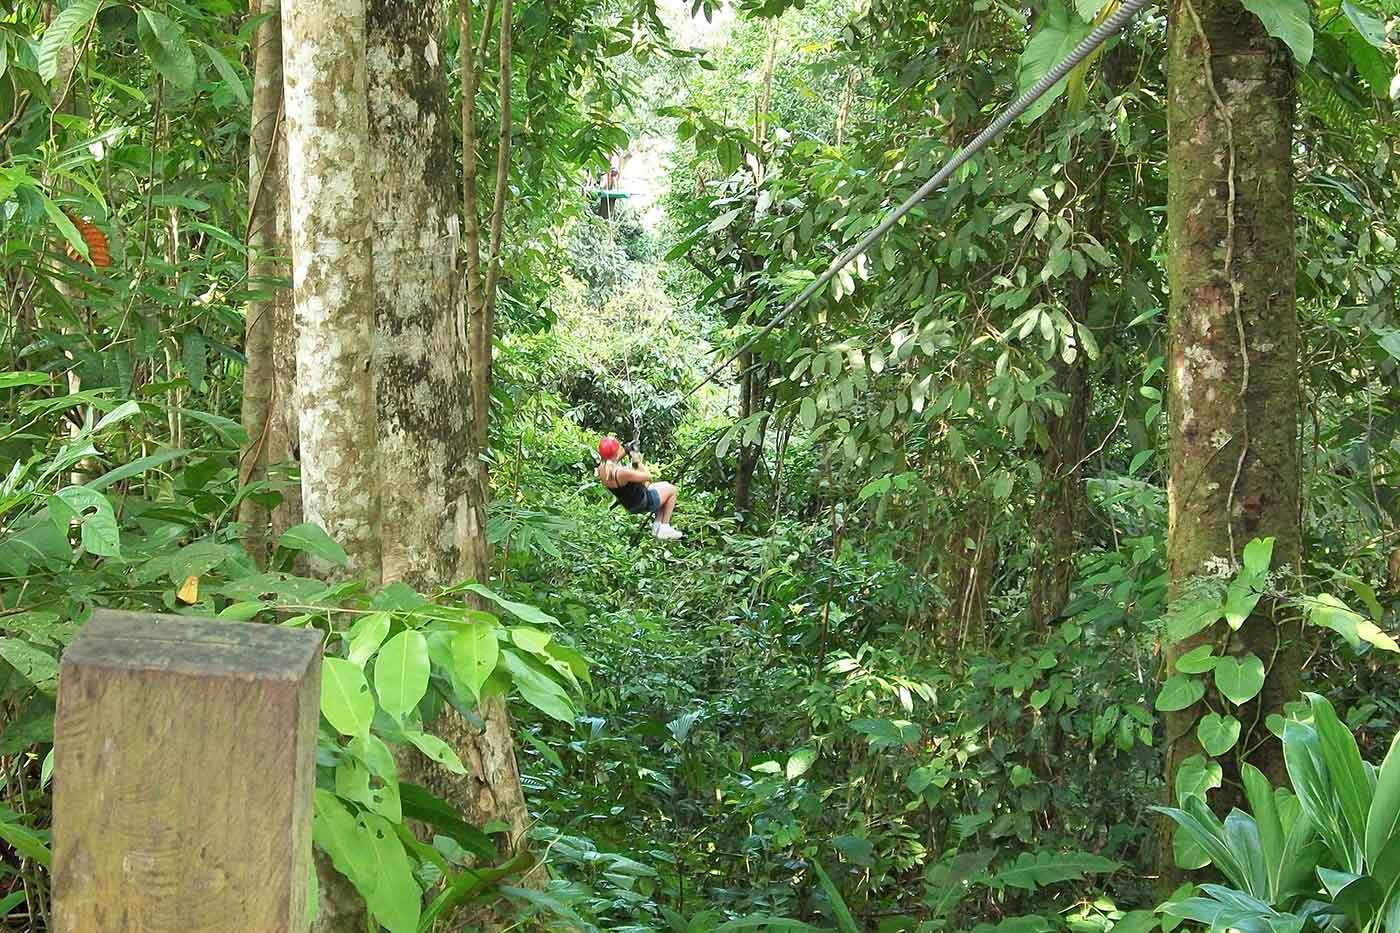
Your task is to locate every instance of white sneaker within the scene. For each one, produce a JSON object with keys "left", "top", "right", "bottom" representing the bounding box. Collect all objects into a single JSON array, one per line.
[{"left": 657, "top": 524, "right": 684, "bottom": 540}]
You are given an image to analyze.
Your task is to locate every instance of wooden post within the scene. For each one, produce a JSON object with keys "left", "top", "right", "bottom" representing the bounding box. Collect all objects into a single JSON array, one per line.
[{"left": 52, "top": 610, "right": 322, "bottom": 932}]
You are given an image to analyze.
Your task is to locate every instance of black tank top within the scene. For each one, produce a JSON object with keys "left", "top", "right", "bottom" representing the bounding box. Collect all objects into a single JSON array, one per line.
[{"left": 604, "top": 464, "right": 649, "bottom": 513}]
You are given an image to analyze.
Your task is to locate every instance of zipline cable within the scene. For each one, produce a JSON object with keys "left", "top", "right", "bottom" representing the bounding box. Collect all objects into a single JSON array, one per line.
[{"left": 680, "top": 0, "right": 1154, "bottom": 404}]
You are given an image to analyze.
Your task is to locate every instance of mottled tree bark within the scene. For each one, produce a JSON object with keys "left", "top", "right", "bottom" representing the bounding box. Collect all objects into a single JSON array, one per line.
[
  {"left": 835, "top": 67, "right": 856, "bottom": 147},
  {"left": 369, "top": 6, "right": 534, "bottom": 928},
  {"left": 755, "top": 19, "right": 779, "bottom": 144},
  {"left": 239, "top": 0, "right": 285, "bottom": 568},
  {"left": 282, "top": 0, "right": 380, "bottom": 581},
  {"left": 367, "top": 0, "right": 473, "bottom": 586},
  {"left": 1162, "top": 0, "right": 1301, "bottom": 859}
]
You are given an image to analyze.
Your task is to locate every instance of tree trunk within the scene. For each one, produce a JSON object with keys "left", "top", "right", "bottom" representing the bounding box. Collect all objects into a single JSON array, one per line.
[
  {"left": 756, "top": 20, "right": 779, "bottom": 144},
  {"left": 366, "top": 6, "right": 535, "bottom": 926},
  {"left": 367, "top": 0, "right": 474, "bottom": 587},
  {"left": 239, "top": 0, "right": 285, "bottom": 568},
  {"left": 282, "top": 0, "right": 380, "bottom": 581},
  {"left": 1029, "top": 361, "right": 1089, "bottom": 627},
  {"left": 1161, "top": 0, "right": 1301, "bottom": 863},
  {"left": 835, "top": 67, "right": 856, "bottom": 147}
]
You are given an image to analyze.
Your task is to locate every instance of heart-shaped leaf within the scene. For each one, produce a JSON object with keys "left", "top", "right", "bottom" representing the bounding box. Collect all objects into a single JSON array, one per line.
[
  {"left": 1214, "top": 654, "right": 1266, "bottom": 706},
  {"left": 1156, "top": 674, "right": 1206, "bottom": 713},
  {"left": 1197, "top": 713, "right": 1242, "bottom": 756},
  {"left": 1175, "top": 644, "right": 1219, "bottom": 675}
]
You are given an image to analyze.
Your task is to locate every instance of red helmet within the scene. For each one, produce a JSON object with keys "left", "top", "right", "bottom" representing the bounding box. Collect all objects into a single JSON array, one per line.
[{"left": 598, "top": 436, "right": 621, "bottom": 460}]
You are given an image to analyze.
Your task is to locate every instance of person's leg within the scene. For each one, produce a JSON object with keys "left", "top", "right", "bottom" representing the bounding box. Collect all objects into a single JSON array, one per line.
[{"left": 652, "top": 482, "right": 677, "bottom": 525}]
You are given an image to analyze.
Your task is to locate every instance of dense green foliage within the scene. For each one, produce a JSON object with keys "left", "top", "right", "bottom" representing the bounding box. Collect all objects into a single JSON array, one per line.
[{"left": 3, "top": 0, "right": 1400, "bottom": 930}]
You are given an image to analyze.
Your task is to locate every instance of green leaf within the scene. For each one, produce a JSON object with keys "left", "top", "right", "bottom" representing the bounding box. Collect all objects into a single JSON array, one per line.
[
  {"left": 509, "top": 625, "right": 552, "bottom": 655},
  {"left": 1175, "top": 644, "right": 1219, "bottom": 675},
  {"left": 1365, "top": 729, "right": 1400, "bottom": 864},
  {"left": 809, "top": 860, "right": 859, "bottom": 933},
  {"left": 37, "top": 0, "right": 104, "bottom": 83},
  {"left": 1306, "top": 693, "right": 1371, "bottom": 865},
  {"left": 1156, "top": 674, "right": 1205, "bottom": 713},
  {"left": 1075, "top": 0, "right": 1110, "bottom": 18},
  {"left": 1213, "top": 654, "right": 1266, "bottom": 706},
  {"left": 403, "top": 730, "right": 467, "bottom": 775},
  {"left": 708, "top": 207, "right": 743, "bottom": 234},
  {"left": 0, "top": 371, "right": 51, "bottom": 389},
  {"left": 799, "top": 396, "right": 816, "bottom": 430},
  {"left": 1016, "top": 0, "right": 1093, "bottom": 124},
  {"left": 786, "top": 747, "right": 816, "bottom": 781},
  {"left": 1175, "top": 754, "right": 1223, "bottom": 803},
  {"left": 994, "top": 850, "right": 1120, "bottom": 893},
  {"left": 0, "top": 639, "right": 58, "bottom": 690},
  {"left": 1197, "top": 713, "right": 1242, "bottom": 756},
  {"left": 1342, "top": 1, "right": 1387, "bottom": 47},
  {"left": 374, "top": 630, "right": 430, "bottom": 719},
  {"left": 450, "top": 624, "right": 498, "bottom": 701},
  {"left": 197, "top": 40, "right": 249, "bottom": 105},
  {"left": 500, "top": 649, "right": 575, "bottom": 724},
  {"left": 1167, "top": 596, "right": 1223, "bottom": 644},
  {"left": 41, "top": 194, "right": 89, "bottom": 264},
  {"left": 313, "top": 789, "right": 376, "bottom": 886},
  {"left": 347, "top": 612, "right": 391, "bottom": 667},
  {"left": 1223, "top": 577, "right": 1262, "bottom": 630},
  {"left": 1241, "top": 537, "right": 1274, "bottom": 576},
  {"left": 0, "top": 818, "right": 51, "bottom": 868},
  {"left": 277, "top": 523, "right": 349, "bottom": 567},
  {"left": 321, "top": 657, "right": 374, "bottom": 736},
  {"left": 52, "top": 486, "right": 120, "bottom": 557},
  {"left": 85, "top": 448, "right": 188, "bottom": 491},
  {"left": 138, "top": 9, "right": 198, "bottom": 90},
  {"left": 1240, "top": 0, "right": 1313, "bottom": 65},
  {"left": 357, "top": 813, "right": 421, "bottom": 933},
  {"left": 462, "top": 584, "right": 556, "bottom": 627},
  {"left": 1304, "top": 594, "right": 1400, "bottom": 653}
]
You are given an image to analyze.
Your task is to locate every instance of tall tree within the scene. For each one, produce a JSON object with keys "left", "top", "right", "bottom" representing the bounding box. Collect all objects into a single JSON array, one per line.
[
  {"left": 367, "top": 0, "right": 536, "bottom": 909},
  {"left": 1161, "top": 0, "right": 1301, "bottom": 854},
  {"left": 282, "top": 0, "right": 380, "bottom": 581},
  {"left": 238, "top": 0, "right": 286, "bottom": 568}
]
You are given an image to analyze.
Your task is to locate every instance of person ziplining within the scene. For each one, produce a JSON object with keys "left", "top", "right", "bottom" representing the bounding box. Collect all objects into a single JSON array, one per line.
[{"left": 596, "top": 436, "right": 684, "bottom": 540}]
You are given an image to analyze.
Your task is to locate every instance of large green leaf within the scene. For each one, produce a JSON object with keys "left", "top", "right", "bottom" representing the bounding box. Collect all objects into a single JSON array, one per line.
[
  {"left": 357, "top": 813, "right": 421, "bottom": 933},
  {"left": 321, "top": 657, "right": 375, "bottom": 736},
  {"left": 500, "top": 649, "right": 576, "bottom": 724},
  {"left": 1197, "top": 713, "right": 1242, "bottom": 756},
  {"left": 1156, "top": 674, "right": 1205, "bottom": 712},
  {"left": 809, "top": 860, "right": 858, "bottom": 933},
  {"left": 1240, "top": 0, "right": 1314, "bottom": 65},
  {"left": 1213, "top": 654, "right": 1265, "bottom": 706},
  {"left": 347, "top": 612, "right": 391, "bottom": 668},
  {"left": 402, "top": 730, "right": 467, "bottom": 775},
  {"left": 277, "top": 523, "right": 349, "bottom": 567},
  {"left": 37, "top": 0, "right": 104, "bottom": 83},
  {"left": 374, "top": 630, "right": 429, "bottom": 719},
  {"left": 1306, "top": 693, "right": 1372, "bottom": 865},
  {"left": 1366, "top": 730, "right": 1400, "bottom": 865},
  {"left": 51, "top": 486, "right": 120, "bottom": 557},
  {"left": 1016, "top": 0, "right": 1093, "bottom": 124},
  {"left": 1284, "top": 717, "right": 1361, "bottom": 871},
  {"left": 0, "top": 638, "right": 58, "bottom": 691},
  {"left": 450, "top": 624, "right": 498, "bottom": 702},
  {"left": 462, "top": 583, "right": 557, "bottom": 626},
  {"left": 1304, "top": 594, "right": 1400, "bottom": 653},
  {"left": 1175, "top": 754, "right": 1223, "bottom": 804},
  {"left": 0, "top": 818, "right": 51, "bottom": 868},
  {"left": 137, "top": 9, "right": 197, "bottom": 90},
  {"left": 993, "top": 850, "right": 1120, "bottom": 893}
]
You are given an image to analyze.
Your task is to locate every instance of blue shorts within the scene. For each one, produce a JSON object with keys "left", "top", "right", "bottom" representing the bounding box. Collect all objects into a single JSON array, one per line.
[{"left": 640, "top": 487, "right": 661, "bottom": 515}]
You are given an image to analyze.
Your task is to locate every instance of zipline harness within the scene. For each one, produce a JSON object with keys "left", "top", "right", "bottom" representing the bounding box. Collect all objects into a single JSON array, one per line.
[{"left": 621, "top": 0, "right": 1154, "bottom": 491}]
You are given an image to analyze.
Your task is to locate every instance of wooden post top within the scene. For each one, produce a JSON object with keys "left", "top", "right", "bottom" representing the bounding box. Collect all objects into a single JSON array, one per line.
[{"left": 62, "top": 609, "right": 322, "bottom": 681}]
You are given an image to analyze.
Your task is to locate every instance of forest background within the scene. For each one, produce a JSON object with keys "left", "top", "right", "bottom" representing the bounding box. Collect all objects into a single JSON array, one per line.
[{"left": 1, "top": 0, "right": 1400, "bottom": 930}]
